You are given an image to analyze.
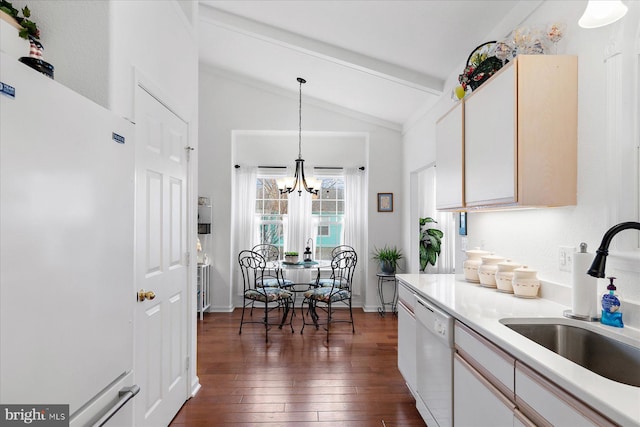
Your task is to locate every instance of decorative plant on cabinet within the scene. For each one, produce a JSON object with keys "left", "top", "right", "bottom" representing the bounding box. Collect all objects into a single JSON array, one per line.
[{"left": 419, "top": 217, "right": 443, "bottom": 271}]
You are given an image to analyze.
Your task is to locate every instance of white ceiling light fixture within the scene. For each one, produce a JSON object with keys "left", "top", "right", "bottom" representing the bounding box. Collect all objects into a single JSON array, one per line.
[
  {"left": 277, "top": 77, "right": 320, "bottom": 196},
  {"left": 578, "top": 0, "right": 628, "bottom": 29}
]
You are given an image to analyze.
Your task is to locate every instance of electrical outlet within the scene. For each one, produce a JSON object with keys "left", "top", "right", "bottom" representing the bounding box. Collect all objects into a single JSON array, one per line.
[
  {"left": 460, "top": 236, "right": 468, "bottom": 252},
  {"left": 558, "top": 246, "right": 575, "bottom": 272}
]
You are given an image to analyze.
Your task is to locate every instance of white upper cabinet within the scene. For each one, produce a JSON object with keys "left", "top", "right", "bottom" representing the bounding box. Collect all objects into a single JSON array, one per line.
[
  {"left": 464, "top": 64, "right": 517, "bottom": 206},
  {"left": 436, "top": 55, "right": 578, "bottom": 211},
  {"left": 436, "top": 102, "right": 465, "bottom": 210},
  {"left": 466, "top": 55, "right": 577, "bottom": 208}
]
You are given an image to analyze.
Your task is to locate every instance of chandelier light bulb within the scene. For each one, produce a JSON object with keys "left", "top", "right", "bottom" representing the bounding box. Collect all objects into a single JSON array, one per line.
[{"left": 578, "top": 0, "right": 628, "bottom": 29}]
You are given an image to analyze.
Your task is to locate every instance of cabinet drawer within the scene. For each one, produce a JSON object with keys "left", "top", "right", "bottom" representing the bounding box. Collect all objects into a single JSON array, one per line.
[
  {"left": 397, "top": 280, "right": 415, "bottom": 312},
  {"left": 515, "top": 362, "right": 616, "bottom": 427},
  {"left": 455, "top": 321, "right": 515, "bottom": 398}
]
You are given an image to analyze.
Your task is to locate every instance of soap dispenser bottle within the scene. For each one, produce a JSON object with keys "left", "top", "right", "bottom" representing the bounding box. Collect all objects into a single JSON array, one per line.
[{"left": 601, "top": 277, "right": 623, "bottom": 328}]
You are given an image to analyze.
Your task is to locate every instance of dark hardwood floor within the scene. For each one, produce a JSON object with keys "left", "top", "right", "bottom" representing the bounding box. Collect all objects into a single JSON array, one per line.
[{"left": 170, "top": 307, "right": 425, "bottom": 426}]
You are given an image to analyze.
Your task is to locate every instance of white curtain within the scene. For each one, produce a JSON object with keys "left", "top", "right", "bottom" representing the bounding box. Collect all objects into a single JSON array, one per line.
[
  {"left": 344, "top": 167, "right": 366, "bottom": 294},
  {"left": 234, "top": 166, "right": 257, "bottom": 294},
  {"left": 418, "top": 166, "right": 455, "bottom": 273}
]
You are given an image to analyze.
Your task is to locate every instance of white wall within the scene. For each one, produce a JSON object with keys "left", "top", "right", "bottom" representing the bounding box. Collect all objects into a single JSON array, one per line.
[
  {"left": 234, "top": 132, "right": 367, "bottom": 168},
  {"left": 11, "top": 1, "right": 199, "bottom": 119},
  {"left": 199, "top": 67, "right": 403, "bottom": 311},
  {"left": 10, "top": 0, "right": 111, "bottom": 107},
  {"left": 401, "top": 1, "right": 640, "bottom": 312},
  {"left": 110, "top": 1, "right": 198, "bottom": 121}
]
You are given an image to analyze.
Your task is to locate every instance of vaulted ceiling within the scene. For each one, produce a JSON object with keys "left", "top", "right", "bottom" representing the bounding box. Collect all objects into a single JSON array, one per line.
[{"left": 198, "top": 1, "right": 533, "bottom": 128}]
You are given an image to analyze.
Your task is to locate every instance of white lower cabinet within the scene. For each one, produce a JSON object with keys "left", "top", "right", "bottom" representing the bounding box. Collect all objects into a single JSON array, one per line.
[
  {"left": 398, "top": 300, "right": 416, "bottom": 395},
  {"left": 515, "top": 362, "right": 616, "bottom": 427},
  {"left": 454, "top": 354, "right": 516, "bottom": 427},
  {"left": 397, "top": 281, "right": 417, "bottom": 396}
]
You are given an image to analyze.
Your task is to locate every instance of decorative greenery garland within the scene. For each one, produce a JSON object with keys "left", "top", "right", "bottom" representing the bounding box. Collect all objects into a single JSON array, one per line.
[{"left": 0, "top": 1, "right": 40, "bottom": 40}]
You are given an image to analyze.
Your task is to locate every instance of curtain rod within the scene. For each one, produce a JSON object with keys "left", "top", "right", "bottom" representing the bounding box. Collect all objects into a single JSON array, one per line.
[{"left": 234, "top": 164, "right": 365, "bottom": 170}]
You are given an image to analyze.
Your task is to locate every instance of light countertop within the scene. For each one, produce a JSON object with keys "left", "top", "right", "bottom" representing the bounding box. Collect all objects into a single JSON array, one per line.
[{"left": 396, "top": 273, "right": 640, "bottom": 427}]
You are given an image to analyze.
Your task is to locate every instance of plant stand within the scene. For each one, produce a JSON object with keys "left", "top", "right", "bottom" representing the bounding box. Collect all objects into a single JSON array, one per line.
[{"left": 376, "top": 273, "right": 398, "bottom": 317}]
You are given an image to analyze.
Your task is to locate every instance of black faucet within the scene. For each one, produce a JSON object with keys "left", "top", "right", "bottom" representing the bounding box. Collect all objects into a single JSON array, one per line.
[{"left": 588, "top": 222, "right": 640, "bottom": 278}]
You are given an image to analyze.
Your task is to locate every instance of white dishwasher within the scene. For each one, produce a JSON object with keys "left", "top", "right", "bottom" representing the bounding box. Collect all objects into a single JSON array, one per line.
[{"left": 415, "top": 295, "right": 454, "bottom": 427}]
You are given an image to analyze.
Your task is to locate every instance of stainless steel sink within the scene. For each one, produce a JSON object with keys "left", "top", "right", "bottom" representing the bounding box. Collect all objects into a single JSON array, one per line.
[{"left": 502, "top": 322, "right": 640, "bottom": 387}]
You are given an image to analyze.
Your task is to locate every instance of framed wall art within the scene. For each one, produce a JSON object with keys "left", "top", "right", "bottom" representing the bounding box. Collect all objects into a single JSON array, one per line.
[
  {"left": 377, "top": 193, "right": 393, "bottom": 212},
  {"left": 459, "top": 212, "right": 467, "bottom": 235}
]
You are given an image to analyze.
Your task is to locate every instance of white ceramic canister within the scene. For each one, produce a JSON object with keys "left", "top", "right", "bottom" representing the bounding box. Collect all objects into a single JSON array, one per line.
[
  {"left": 463, "top": 248, "right": 490, "bottom": 283},
  {"left": 495, "top": 260, "right": 522, "bottom": 293},
  {"left": 478, "top": 254, "right": 505, "bottom": 287},
  {"left": 512, "top": 266, "right": 540, "bottom": 298}
]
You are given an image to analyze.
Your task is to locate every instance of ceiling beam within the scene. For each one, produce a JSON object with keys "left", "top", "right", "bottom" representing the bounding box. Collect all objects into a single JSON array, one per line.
[{"left": 199, "top": 4, "right": 444, "bottom": 95}]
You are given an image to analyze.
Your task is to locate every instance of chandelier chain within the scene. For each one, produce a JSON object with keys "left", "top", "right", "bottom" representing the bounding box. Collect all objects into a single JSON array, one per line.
[
  {"left": 278, "top": 77, "right": 317, "bottom": 196},
  {"left": 298, "top": 78, "right": 302, "bottom": 159}
]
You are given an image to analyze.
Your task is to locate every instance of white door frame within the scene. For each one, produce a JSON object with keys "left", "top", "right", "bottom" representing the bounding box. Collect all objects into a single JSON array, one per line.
[{"left": 132, "top": 67, "right": 199, "bottom": 404}]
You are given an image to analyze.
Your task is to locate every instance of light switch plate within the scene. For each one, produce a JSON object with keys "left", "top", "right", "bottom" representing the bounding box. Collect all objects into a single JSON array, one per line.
[{"left": 558, "top": 246, "right": 575, "bottom": 272}]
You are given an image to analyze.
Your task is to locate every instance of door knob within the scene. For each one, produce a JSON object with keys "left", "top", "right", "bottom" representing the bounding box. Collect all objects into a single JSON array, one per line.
[{"left": 137, "top": 289, "right": 156, "bottom": 301}]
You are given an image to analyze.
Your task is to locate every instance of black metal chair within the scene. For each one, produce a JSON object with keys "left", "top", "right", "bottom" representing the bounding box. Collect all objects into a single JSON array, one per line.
[
  {"left": 300, "top": 249, "right": 357, "bottom": 341},
  {"left": 238, "top": 250, "right": 294, "bottom": 342},
  {"left": 251, "top": 243, "right": 293, "bottom": 288},
  {"left": 311, "top": 245, "right": 356, "bottom": 289},
  {"left": 331, "top": 245, "right": 355, "bottom": 258}
]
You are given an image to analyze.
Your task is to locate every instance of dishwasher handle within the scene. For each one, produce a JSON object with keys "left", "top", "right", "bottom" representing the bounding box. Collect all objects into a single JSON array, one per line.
[
  {"left": 91, "top": 385, "right": 140, "bottom": 427},
  {"left": 416, "top": 298, "right": 434, "bottom": 313}
]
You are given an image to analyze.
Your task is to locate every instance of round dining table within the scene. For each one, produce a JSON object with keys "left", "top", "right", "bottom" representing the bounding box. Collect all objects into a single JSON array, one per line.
[{"left": 269, "top": 259, "right": 331, "bottom": 327}]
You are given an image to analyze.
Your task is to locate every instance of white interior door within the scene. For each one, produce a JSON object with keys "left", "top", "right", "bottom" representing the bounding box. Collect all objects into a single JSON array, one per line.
[{"left": 134, "top": 86, "right": 189, "bottom": 427}]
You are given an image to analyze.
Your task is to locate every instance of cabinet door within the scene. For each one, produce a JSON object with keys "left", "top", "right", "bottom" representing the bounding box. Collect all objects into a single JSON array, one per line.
[
  {"left": 454, "top": 354, "right": 516, "bottom": 427},
  {"left": 464, "top": 64, "right": 516, "bottom": 206},
  {"left": 436, "top": 102, "right": 464, "bottom": 209},
  {"left": 397, "top": 301, "right": 417, "bottom": 395}
]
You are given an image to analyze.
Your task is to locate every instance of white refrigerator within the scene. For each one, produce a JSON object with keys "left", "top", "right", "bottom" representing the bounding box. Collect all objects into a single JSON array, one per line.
[{"left": 1, "top": 52, "right": 137, "bottom": 426}]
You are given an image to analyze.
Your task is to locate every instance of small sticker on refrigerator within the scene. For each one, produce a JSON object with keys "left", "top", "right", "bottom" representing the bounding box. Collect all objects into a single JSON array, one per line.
[
  {"left": 112, "top": 132, "right": 125, "bottom": 144},
  {"left": 0, "top": 82, "right": 16, "bottom": 98}
]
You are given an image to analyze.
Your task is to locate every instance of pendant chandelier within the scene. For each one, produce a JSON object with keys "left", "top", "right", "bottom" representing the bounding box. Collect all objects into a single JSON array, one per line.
[{"left": 277, "top": 77, "right": 320, "bottom": 196}]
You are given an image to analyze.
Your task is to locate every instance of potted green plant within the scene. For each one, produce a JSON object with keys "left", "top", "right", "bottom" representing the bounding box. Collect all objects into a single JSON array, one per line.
[
  {"left": 372, "top": 245, "right": 403, "bottom": 274},
  {"left": 419, "top": 217, "right": 443, "bottom": 271},
  {"left": 284, "top": 251, "right": 299, "bottom": 263}
]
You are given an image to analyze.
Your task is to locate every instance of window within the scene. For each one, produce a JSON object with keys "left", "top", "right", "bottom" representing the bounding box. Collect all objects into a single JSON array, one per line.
[
  {"left": 254, "top": 174, "right": 345, "bottom": 260},
  {"left": 312, "top": 177, "right": 345, "bottom": 259},
  {"left": 255, "top": 177, "right": 287, "bottom": 254}
]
